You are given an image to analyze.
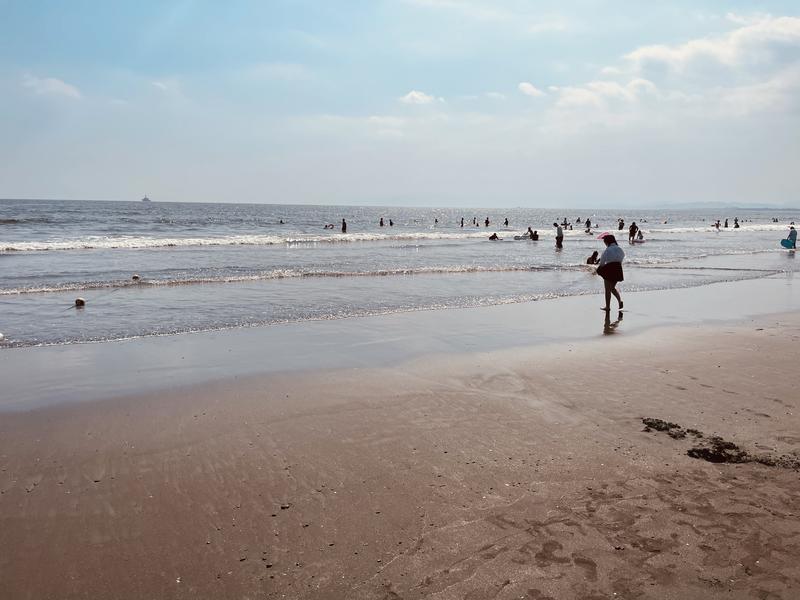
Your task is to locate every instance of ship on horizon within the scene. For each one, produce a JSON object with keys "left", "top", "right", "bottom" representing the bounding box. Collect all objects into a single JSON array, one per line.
[{"left": 141, "top": 195, "right": 151, "bottom": 202}]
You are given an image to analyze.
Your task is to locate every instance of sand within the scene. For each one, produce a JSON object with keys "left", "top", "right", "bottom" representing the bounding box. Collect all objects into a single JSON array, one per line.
[{"left": 1, "top": 307, "right": 799, "bottom": 599}]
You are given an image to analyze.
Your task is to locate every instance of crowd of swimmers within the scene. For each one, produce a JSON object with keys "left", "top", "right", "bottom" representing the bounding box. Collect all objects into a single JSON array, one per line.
[
  {"left": 325, "top": 215, "right": 513, "bottom": 232},
  {"left": 484, "top": 217, "right": 648, "bottom": 246},
  {"left": 302, "top": 215, "right": 795, "bottom": 238},
  {"left": 317, "top": 215, "right": 653, "bottom": 245},
  {"left": 315, "top": 216, "right": 796, "bottom": 254},
  {"left": 713, "top": 217, "right": 740, "bottom": 230}
]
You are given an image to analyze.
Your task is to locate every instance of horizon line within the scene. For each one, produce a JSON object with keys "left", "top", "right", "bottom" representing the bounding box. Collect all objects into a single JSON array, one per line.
[{"left": 2, "top": 197, "right": 798, "bottom": 212}]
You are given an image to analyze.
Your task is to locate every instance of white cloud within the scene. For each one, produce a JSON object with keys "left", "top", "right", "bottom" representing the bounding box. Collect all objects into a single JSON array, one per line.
[
  {"left": 400, "top": 90, "right": 437, "bottom": 104},
  {"left": 22, "top": 75, "right": 81, "bottom": 99},
  {"left": 626, "top": 78, "right": 659, "bottom": 96},
  {"left": 544, "top": 78, "right": 662, "bottom": 135},
  {"left": 625, "top": 15, "right": 800, "bottom": 72},
  {"left": 485, "top": 92, "right": 506, "bottom": 100},
  {"left": 600, "top": 66, "right": 623, "bottom": 76},
  {"left": 518, "top": 82, "right": 545, "bottom": 97},
  {"left": 725, "top": 12, "right": 772, "bottom": 26},
  {"left": 555, "top": 88, "right": 601, "bottom": 109},
  {"left": 572, "top": 13, "right": 800, "bottom": 122},
  {"left": 709, "top": 65, "right": 800, "bottom": 117}
]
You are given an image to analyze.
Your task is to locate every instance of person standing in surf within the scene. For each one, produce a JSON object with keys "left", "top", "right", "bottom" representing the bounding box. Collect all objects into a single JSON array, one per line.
[
  {"left": 628, "top": 221, "right": 638, "bottom": 243},
  {"left": 597, "top": 234, "right": 624, "bottom": 311},
  {"left": 341, "top": 218, "right": 347, "bottom": 233},
  {"left": 553, "top": 223, "right": 563, "bottom": 249},
  {"left": 788, "top": 226, "right": 797, "bottom": 249}
]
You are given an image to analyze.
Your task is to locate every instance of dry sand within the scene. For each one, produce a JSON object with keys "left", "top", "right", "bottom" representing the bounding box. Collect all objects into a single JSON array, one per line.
[{"left": 1, "top": 314, "right": 799, "bottom": 599}]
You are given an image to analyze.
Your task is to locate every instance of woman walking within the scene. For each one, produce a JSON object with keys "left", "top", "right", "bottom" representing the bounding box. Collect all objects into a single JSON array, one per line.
[{"left": 596, "top": 234, "right": 624, "bottom": 311}]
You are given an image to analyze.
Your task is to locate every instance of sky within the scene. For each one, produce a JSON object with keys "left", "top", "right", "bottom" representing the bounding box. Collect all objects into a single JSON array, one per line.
[{"left": 1, "top": 0, "right": 799, "bottom": 208}]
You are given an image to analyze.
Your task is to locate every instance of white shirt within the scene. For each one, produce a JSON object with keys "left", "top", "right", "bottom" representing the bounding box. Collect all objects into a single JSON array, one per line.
[
  {"left": 555, "top": 225, "right": 563, "bottom": 237},
  {"left": 598, "top": 244, "right": 625, "bottom": 266}
]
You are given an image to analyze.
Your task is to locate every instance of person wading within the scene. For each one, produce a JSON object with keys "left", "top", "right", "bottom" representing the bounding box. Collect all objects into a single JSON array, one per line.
[
  {"left": 553, "top": 222, "right": 564, "bottom": 249},
  {"left": 596, "top": 234, "right": 624, "bottom": 311}
]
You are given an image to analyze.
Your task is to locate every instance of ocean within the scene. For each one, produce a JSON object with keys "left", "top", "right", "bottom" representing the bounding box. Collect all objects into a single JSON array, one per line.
[{"left": 1, "top": 199, "right": 797, "bottom": 348}]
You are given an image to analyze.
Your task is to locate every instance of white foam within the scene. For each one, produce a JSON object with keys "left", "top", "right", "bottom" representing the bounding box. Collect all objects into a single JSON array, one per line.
[
  {"left": 0, "top": 231, "right": 515, "bottom": 252},
  {"left": 644, "top": 223, "right": 791, "bottom": 234},
  {"left": 0, "top": 265, "right": 563, "bottom": 295},
  {"left": 4, "top": 221, "right": 795, "bottom": 253}
]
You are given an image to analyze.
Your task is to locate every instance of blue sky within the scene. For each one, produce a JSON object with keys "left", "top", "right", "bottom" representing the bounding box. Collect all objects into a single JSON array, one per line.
[{"left": 1, "top": 0, "right": 799, "bottom": 207}]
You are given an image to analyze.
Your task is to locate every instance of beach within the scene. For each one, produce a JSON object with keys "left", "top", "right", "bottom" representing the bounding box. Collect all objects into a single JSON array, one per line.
[
  {"left": 5, "top": 1, "right": 800, "bottom": 597},
  {"left": 2, "top": 279, "right": 800, "bottom": 599}
]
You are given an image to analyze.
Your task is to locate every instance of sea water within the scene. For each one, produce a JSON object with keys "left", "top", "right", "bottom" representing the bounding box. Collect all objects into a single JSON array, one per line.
[{"left": 1, "top": 199, "right": 797, "bottom": 348}]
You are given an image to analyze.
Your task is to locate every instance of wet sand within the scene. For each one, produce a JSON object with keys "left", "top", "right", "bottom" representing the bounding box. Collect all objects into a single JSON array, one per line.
[
  {"left": 3, "top": 275, "right": 800, "bottom": 411},
  {"left": 1, "top": 299, "right": 799, "bottom": 598}
]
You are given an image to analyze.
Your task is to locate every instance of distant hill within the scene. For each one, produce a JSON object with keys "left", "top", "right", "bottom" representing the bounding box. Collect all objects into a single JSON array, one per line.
[{"left": 666, "top": 202, "right": 796, "bottom": 211}]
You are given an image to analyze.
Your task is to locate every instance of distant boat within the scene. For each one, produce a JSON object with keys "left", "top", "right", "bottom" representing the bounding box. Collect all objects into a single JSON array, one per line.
[{"left": 141, "top": 195, "right": 151, "bottom": 202}]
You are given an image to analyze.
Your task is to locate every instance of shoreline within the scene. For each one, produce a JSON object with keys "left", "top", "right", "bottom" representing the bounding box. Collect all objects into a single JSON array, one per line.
[
  {"left": 2, "top": 274, "right": 799, "bottom": 412},
  {"left": 1, "top": 306, "right": 799, "bottom": 598}
]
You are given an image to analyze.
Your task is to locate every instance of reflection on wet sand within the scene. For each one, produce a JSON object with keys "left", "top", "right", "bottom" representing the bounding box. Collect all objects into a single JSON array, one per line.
[{"left": 604, "top": 310, "right": 623, "bottom": 335}]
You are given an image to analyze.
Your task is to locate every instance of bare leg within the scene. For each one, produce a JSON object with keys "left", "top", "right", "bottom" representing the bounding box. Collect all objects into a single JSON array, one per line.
[
  {"left": 603, "top": 279, "right": 612, "bottom": 311},
  {"left": 611, "top": 284, "right": 622, "bottom": 308}
]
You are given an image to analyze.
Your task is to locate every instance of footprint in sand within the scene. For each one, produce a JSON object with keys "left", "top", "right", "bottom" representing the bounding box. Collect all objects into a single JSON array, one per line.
[
  {"left": 527, "top": 589, "right": 557, "bottom": 600},
  {"left": 571, "top": 553, "right": 598, "bottom": 581},
  {"left": 478, "top": 543, "right": 509, "bottom": 560},
  {"left": 534, "top": 540, "right": 571, "bottom": 567}
]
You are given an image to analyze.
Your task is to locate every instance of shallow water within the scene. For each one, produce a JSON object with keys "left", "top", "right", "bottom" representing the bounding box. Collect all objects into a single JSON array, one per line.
[{"left": 1, "top": 199, "right": 797, "bottom": 347}]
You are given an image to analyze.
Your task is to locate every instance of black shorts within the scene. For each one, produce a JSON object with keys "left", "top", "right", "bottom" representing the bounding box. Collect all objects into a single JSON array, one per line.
[{"left": 597, "top": 262, "right": 623, "bottom": 283}]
